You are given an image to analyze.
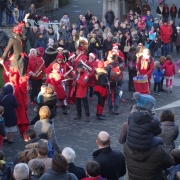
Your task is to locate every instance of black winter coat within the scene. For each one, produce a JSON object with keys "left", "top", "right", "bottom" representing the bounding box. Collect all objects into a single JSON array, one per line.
[
  {"left": 124, "top": 143, "right": 174, "bottom": 180},
  {"left": 29, "top": 30, "right": 38, "bottom": 48},
  {"left": 105, "top": 11, "right": 115, "bottom": 24},
  {"left": 16, "top": 0, "right": 26, "bottom": 10},
  {"left": 68, "top": 163, "right": 86, "bottom": 180},
  {"left": 34, "top": 38, "right": 46, "bottom": 50},
  {"left": 95, "top": 68, "right": 108, "bottom": 87},
  {"left": 93, "top": 146, "right": 126, "bottom": 180},
  {"left": 127, "top": 111, "right": 162, "bottom": 151},
  {"left": 162, "top": 6, "right": 169, "bottom": 18},
  {"left": 0, "top": 84, "right": 18, "bottom": 127},
  {"left": 170, "top": 6, "right": 177, "bottom": 18},
  {"left": 103, "top": 39, "right": 112, "bottom": 57},
  {"left": 0, "top": 30, "right": 9, "bottom": 48}
]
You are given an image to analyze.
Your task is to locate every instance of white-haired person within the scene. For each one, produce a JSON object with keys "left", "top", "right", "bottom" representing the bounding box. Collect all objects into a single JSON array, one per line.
[
  {"left": 62, "top": 147, "right": 86, "bottom": 180},
  {"left": 13, "top": 163, "right": 29, "bottom": 180}
]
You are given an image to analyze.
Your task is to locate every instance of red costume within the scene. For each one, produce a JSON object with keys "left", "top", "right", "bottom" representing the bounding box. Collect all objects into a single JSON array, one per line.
[
  {"left": 1, "top": 24, "right": 29, "bottom": 135},
  {"left": 2, "top": 59, "right": 10, "bottom": 84}
]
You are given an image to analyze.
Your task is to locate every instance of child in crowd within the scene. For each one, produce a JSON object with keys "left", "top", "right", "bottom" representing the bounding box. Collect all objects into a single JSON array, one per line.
[
  {"left": 0, "top": 83, "right": 18, "bottom": 144},
  {"left": 0, "top": 151, "right": 11, "bottom": 179},
  {"left": 13, "top": 5, "right": 19, "bottom": 24},
  {"left": 82, "top": 161, "right": 107, "bottom": 180},
  {"left": 126, "top": 92, "right": 163, "bottom": 151},
  {"left": 162, "top": 55, "right": 176, "bottom": 92},
  {"left": 0, "top": 107, "right": 5, "bottom": 149},
  {"left": 158, "top": 110, "right": 179, "bottom": 153},
  {"left": 153, "top": 61, "right": 164, "bottom": 95}
]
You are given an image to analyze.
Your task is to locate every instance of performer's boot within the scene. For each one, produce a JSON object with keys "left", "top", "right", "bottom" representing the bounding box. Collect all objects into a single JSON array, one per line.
[{"left": 97, "top": 105, "right": 105, "bottom": 120}]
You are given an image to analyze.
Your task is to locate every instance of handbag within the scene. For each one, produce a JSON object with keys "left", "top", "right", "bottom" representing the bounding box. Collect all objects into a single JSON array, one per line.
[{"left": 123, "top": 40, "right": 131, "bottom": 52}]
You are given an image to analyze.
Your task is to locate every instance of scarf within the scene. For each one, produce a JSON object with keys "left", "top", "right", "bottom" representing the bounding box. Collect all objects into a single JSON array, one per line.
[{"left": 132, "top": 106, "right": 155, "bottom": 117}]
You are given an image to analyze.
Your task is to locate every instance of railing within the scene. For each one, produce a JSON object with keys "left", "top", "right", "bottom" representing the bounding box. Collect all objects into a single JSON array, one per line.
[{"left": 36, "top": 4, "right": 59, "bottom": 21}]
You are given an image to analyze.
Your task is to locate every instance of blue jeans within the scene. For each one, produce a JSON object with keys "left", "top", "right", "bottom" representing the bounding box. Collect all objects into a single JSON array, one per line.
[
  {"left": 0, "top": 9, "right": 3, "bottom": 26},
  {"left": 154, "top": 48, "right": 161, "bottom": 57},
  {"left": 106, "top": 22, "right": 114, "bottom": 31},
  {"left": 19, "top": 10, "right": 24, "bottom": 22},
  {"left": 170, "top": 42, "right": 173, "bottom": 53},
  {"left": 108, "top": 86, "right": 121, "bottom": 111},
  {"left": 162, "top": 43, "right": 169, "bottom": 56},
  {"left": 6, "top": 14, "right": 14, "bottom": 25}
]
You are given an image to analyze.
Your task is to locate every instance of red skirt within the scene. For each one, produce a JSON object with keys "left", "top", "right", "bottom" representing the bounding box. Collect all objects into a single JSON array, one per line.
[{"left": 94, "top": 85, "right": 108, "bottom": 97}]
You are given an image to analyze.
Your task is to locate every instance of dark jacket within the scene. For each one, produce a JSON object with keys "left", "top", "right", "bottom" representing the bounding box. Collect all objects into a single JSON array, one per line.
[
  {"left": 171, "top": 24, "right": 177, "bottom": 42},
  {"left": 68, "top": 163, "right": 86, "bottom": 180},
  {"left": 15, "top": 0, "right": 26, "bottom": 10},
  {"left": 133, "top": 7, "right": 141, "bottom": 15},
  {"left": 0, "top": 30, "right": 9, "bottom": 48},
  {"left": 0, "top": 164, "right": 12, "bottom": 180},
  {"left": 103, "top": 39, "right": 112, "bottom": 57},
  {"left": 0, "top": 84, "right": 18, "bottom": 127},
  {"left": 124, "top": 143, "right": 174, "bottom": 180},
  {"left": 95, "top": 68, "right": 108, "bottom": 87},
  {"left": 158, "top": 121, "right": 179, "bottom": 153},
  {"left": 162, "top": 6, "right": 170, "bottom": 18},
  {"left": 126, "top": 110, "right": 162, "bottom": 151},
  {"left": 105, "top": 61, "right": 123, "bottom": 87},
  {"left": 105, "top": 11, "right": 115, "bottom": 24},
  {"left": 0, "top": 0, "right": 6, "bottom": 10},
  {"left": 44, "top": 46, "right": 58, "bottom": 67},
  {"left": 0, "top": 117, "right": 5, "bottom": 137},
  {"left": 120, "top": 35, "right": 132, "bottom": 52},
  {"left": 127, "top": 51, "right": 137, "bottom": 72},
  {"left": 170, "top": 6, "right": 177, "bottom": 18},
  {"left": 31, "top": 175, "right": 41, "bottom": 180},
  {"left": 85, "top": 13, "right": 92, "bottom": 22},
  {"left": 29, "top": 30, "right": 38, "bottom": 48},
  {"left": 92, "top": 146, "right": 126, "bottom": 180},
  {"left": 34, "top": 38, "right": 46, "bottom": 50},
  {"left": 39, "top": 169, "right": 78, "bottom": 180},
  {"left": 44, "top": 31, "right": 57, "bottom": 45}
]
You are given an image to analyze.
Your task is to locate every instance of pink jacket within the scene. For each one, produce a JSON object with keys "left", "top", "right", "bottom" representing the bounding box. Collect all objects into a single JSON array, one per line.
[{"left": 162, "top": 60, "right": 176, "bottom": 77}]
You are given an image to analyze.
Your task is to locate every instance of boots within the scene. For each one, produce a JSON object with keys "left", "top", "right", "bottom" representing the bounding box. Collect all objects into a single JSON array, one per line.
[{"left": 61, "top": 105, "right": 67, "bottom": 115}]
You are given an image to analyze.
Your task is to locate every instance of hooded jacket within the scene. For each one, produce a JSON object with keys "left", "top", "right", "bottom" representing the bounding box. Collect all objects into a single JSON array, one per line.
[
  {"left": 0, "top": 83, "right": 18, "bottom": 127},
  {"left": 126, "top": 109, "right": 162, "bottom": 151},
  {"left": 162, "top": 60, "right": 176, "bottom": 77},
  {"left": 124, "top": 143, "right": 174, "bottom": 180}
]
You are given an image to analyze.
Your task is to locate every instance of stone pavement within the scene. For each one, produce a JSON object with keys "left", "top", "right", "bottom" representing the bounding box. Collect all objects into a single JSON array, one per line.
[{"left": 2, "top": 0, "right": 180, "bottom": 179}]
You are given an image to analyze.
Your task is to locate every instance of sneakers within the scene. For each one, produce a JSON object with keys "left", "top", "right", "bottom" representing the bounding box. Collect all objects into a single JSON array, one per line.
[
  {"left": 97, "top": 115, "right": 106, "bottom": 120},
  {"left": 74, "top": 116, "right": 82, "bottom": 120}
]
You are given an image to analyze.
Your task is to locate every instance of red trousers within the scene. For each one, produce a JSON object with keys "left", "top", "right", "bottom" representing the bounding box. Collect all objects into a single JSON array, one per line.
[
  {"left": 9, "top": 67, "right": 29, "bottom": 135},
  {"left": 0, "top": 135, "right": 4, "bottom": 149},
  {"left": 68, "top": 81, "right": 75, "bottom": 103}
]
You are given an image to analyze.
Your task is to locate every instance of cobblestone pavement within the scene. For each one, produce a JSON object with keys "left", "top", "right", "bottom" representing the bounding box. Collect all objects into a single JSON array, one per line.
[{"left": 2, "top": 0, "right": 180, "bottom": 179}]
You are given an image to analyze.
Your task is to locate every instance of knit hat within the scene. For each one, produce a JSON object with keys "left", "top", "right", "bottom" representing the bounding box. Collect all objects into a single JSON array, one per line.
[
  {"left": 29, "top": 48, "right": 37, "bottom": 56},
  {"left": 133, "top": 92, "right": 156, "bottom": 110},
  {"left": 89, "top": 53, "right": 96, "bottom": 59},
  {"left": 97, "top": 60, "right": 104, "bottom": 68},
  {"left": 68, "top": 52, "right": 75, "bottom": 60},
  {"left": 47, "top": 38, "right": 54, "bottom": 46},
  {"left": 56, "top": 54, "right": 64, "bottom": 59}
]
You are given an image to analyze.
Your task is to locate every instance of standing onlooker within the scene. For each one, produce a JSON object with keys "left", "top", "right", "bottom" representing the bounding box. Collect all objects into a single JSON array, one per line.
[
  {"left": 142, "top": 2, "right": 151, "bottom": 16},
  {"left": 160, "top": 19, "right": 172, "bottom": 56},
  {"left": 175, "top": 26, "right": 180, "bottom": 54},
  {"left": 162, "top": 3, "right": 169, "bottom": 22},
  {"left": 16, "top": 0, "right": 26, "bottom": 22},
  {"left": 0, "top": 28, "right": 9, "bottom": 56},
  {"left": 105, "top": 8, "right": 115, "bottom": 30},
  {"left": 153, "top": 61, "right": 164, "bottom": 95},
  {"left": 0, "top": 83, "right": 18, "bottom": 144},
  {"left": 44, "top": 27, "right": 57, "bottom": 46},
  {"left": 13, "top": 5, "right": 19, "bottom": 24},
  {"left": 59, "top": 13, "right": 70, "bottom": 30},
  {"left": 6, "top": 0, "right": 14, "bottom": 26},
  {"left": 170, "top": 4, "right": 177, "bottom": 25},
  {"left": 93, "top": 131, "right": 126, "bottom": 180},
  {"left": 85, "top": 10, "right": 92, "bottom": 25},
  {"left": 162, "top": 55, "right": 176, "bottom": 92},
  {"left": 34, "top": 33, "right": 46, "bottom": 50},
  {"left": 0, "top": 0, "right": 6, "bottom": 27},
  {"left": 158, "top": 110, "right": 179, "bottom": 153},
  {"left": 156, "top": 3, "right": 163, "bottom": 20},
  {"left": 169, "top": 19, "right": 177, "bottom": 53},
  {"left": 133, "top": 4, "right": 141, "bottom": 16},
  {"left": 28, "top": 4, "right": 36, "bottom": 16},
  {"left": 29, "top": 26, "right": 38, "bottom": 48}
]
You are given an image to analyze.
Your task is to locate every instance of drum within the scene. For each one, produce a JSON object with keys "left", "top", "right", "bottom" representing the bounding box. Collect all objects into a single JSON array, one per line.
[{"left": 133, "top": 75, "right": 150, "bottom": 94}]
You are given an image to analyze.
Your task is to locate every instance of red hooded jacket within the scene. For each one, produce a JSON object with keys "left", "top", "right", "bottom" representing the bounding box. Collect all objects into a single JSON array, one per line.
[
  {"left": 162, "top": 60, "right": 176, "bottom": 77},
  {"left": 160, "top": 24, "right": 172, "bottom": 43}
]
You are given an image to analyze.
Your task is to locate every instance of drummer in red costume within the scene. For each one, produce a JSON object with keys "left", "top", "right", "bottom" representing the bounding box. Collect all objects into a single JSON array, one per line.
[
  {"left": 136, "top": 48, "right": 154, "bottom": 81},
  {"left": 87, "top": 53, "right": 98, "bottom": 101},
  {"left": 46, "top": 63, "right": 67, "bottom": 115},
  {"left": 74, "top": 45, "right": 87, "bottom": 68},
  {"left": 27, "top": 48, "right": 46, "bottom": 105},
  {"left": 0, "top": 15, "right": 30, "bottom": 135}
]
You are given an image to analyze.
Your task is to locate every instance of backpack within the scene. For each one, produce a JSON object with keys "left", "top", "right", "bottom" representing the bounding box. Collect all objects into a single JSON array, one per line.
[{"left": 109, "top": 64, "right": 122, "bottom": 82}]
